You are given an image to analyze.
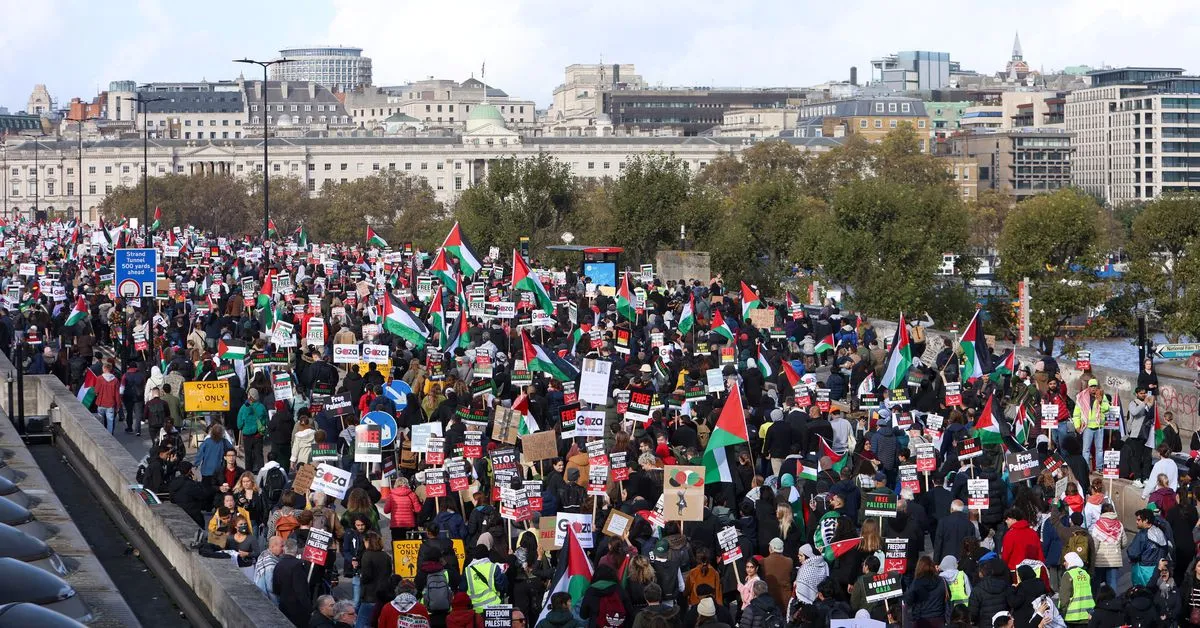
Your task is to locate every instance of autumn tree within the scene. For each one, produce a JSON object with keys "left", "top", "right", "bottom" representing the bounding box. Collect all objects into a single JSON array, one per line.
[
  {"left": 1127, "top": 193, "right": 1200, "bottom": 340},
  {"left": 454, "top": 154, "right": 577, "bottom": 255}
]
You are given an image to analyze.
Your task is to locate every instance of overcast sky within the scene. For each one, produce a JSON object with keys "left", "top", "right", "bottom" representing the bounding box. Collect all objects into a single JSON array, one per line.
[{"left": 2, "top": 0, "right": 1197, "bottom": 113}]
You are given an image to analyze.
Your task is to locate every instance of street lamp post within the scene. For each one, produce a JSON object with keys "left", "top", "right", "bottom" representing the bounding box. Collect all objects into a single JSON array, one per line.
[
  {"left": 123, "top": 94, "right": 166, "bottom": 245},
  {"left": 65, "top": 115, "right": 100, "bottom": 223},
  {"left": 234, "top": 57, "right": 295, "bottom": 239},
  {"left": 1, "top": 138, "right": 6, "bottom": 221}
]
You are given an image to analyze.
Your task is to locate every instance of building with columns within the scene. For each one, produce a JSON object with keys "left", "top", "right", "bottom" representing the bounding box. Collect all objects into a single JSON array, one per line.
[{"left": 2, "top": 107, "right": 840, "bottom": 224}]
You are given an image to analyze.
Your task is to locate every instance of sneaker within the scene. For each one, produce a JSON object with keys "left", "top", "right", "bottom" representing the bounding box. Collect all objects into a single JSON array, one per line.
[
  {"left": 135, "top": 432, "right": 141, "bottom": 437},
  {"left": 1132, "top": 479, "right": 1144, "bottom": 488}
]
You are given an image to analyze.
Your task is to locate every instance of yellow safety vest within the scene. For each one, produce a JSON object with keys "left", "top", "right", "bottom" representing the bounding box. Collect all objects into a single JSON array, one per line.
[
  {"left": 948, "top": 571, "right": 969, "bottom": 603},
  {"left": 466, "top": 561, "right": 501, "bottom": 612},
  {"left": 1063, "top": 567, "right": 1095, "bottom": 623}
]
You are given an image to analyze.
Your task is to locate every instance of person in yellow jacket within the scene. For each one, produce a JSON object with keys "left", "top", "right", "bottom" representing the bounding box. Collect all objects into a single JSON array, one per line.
[
  {"left": 1072, "top": 378, "right": 1110, "bottom": 471},
  {"left": 1058, "top": 551, "right": 1094, "bottom": 626}
]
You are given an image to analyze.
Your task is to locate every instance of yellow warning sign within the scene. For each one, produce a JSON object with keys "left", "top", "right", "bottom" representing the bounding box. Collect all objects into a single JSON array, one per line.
[
  {"left": 392, "top": 538, "right": 466, "bottom": 578},
  {"left": 182, "top": 380, "right": 231, "bottom": 412}
]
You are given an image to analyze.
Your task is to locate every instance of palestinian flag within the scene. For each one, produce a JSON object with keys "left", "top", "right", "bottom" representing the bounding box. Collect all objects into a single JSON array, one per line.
[
  {"left": 266, "top": 219, "right": 278, "bottom": 239},
  {"left": 439, "top": 222, "right": 483, "bottom": 279},
  {"left": 511, "top": 250, "right": 554, "bottom": 316},
  {"left": 702, "top": 383, "right": 750, "bottom": 484},
  {"left": 442, "top": 296, "right": 471, "bottom": 353},
  {"left": 569, "top": 325, "right": 586, "bottom": 357},
  {"left": 755, "top": 342, "right": 773, "bottom": 378},
  {"left": 1013, "top": 405, "right": 1033, "bottom": 447},
  {"left": 799, "top": 459, "right": 818, "bottom": 482},
  {"left": 65, "top": 294, "right": 88, "bottom": 326},
  {"left": 514, "top": 393, "right": 540, "bottom": 436},
  {"left": 814, "top": 333, "right": 835, "bottom": 354},
  {"left": 536, "top": 522, "right": 592, "bottom": 624},
  {"left": 819, "top": 435, "right": 847, "bottom": 473},
  {"left": 781, "top": 360, "right": 802, "bottom": 390},
  {"left": 296, "top": 226, "right": 309, "bottom": 249},
  {"left": 218, "top": 339, "right": 248, "bottom": 362},
  {"left": 615, "top": 272, "right": 637, "bottom": 322},
  {"left": 740, "top": 282, "right": 761, "bottom": 321},
  {"left": 151, "top": 206, "right": 163, "bottom": 232},
  {"left": 677, "top": 293, "right": 696, "bottom": 335},
  {"left": 381, "top": 293, "right": 429, "bottom": 349},
  {"left": 1148, "top": 405, "right": 1165, "bottom": 449},
  {"left": 77, "top": 369, "right": 98, "bottom": 409},
  {"left": 710, "top": 309, "right": 734, "bottom": 343},
  {"left": 521, "top": 330, "right": 579, "bottom": 382},
  {"left": 366, "top": 226, "right": 388, "bottom": 248},
  {"left": 880, "top": 313, "right": 913, "bottom": 390},
  {"left": 429, "top": 248, "right": 460, "bottom": 294},
  {"left": 256, "top": 272, "right": 274, "bottom": 310},
  {"left": 989, "top": 350, "right": 1016, "bottom": 383},
  {"left": 974, "top": 393, "right": 1004, "bottom": 446},
  {"left": 959, "top": 309, "right": 991, "bottom": 382},
  {"left": 428, "top": 289, "right": 447, "bottom": 343},
  {"left": 158, "top": 348, "right": 168, "bottom": 375}
]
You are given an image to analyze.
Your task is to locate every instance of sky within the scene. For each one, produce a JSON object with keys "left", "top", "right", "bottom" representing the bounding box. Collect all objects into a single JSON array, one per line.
[{"left": 2, "top": 0, "right": 1199, "bottom": 113}]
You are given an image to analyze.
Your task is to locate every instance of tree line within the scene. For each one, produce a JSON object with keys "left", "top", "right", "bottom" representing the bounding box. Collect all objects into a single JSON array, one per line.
[{"left": 99, "top": 125, "right": 1200, "bottom": 343}]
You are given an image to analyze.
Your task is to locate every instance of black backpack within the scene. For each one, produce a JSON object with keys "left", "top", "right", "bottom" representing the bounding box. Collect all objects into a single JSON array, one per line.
[{"left": 262, "top": 466, "right": 287, "bottom": 506}]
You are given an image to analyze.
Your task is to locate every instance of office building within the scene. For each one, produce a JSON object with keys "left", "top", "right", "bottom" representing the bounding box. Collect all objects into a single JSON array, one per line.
[
  {"left": 791, "top": 96, "right": 931, "bottom": 150},
  {"left": 129, "top": 81, "right": 247, "bottom": 140},
  {"left": 870, "top": 51, "right": 955, "bottom": 91},
  {"left": 1065, "top": 67, "right": 1195, "bottom": 202},
  {"left": 271, "top": 46, "right": 373, "bottom": 92},
  {"left": 947, "top": 128, "right": 1072, "bottom": 200}
]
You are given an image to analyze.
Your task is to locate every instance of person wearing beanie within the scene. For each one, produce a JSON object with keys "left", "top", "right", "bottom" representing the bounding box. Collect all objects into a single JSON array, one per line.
[
  {"left": 793, "top": 544, "right": 828, "bottom": 605},
  {"left": 764, "top": 408, "right": 791, "bottom": 476},
  {"left": 762, "top": 537, "right": 794, "bottom": 611},
  {"left": 1058, "top": 551, "right": 1094, "bottom": 625}
]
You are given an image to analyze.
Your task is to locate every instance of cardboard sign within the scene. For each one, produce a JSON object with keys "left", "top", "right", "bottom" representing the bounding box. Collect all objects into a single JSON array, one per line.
[
  {"left": 602, "top": 509, "right": 634, "bottom": 538},
  {"left": 944, "top": 382, "right": 962, "bottom": 407},
  {"left": 489, "top": 447, "right": 520, "bottom": 493},
  {"left": 957, "top": 437, "right": 983, "bottom": 461},
  {"left": 884, "top": 537, "right": 908, "bottom": 573},
  {"left": 967, "top": 478, "right": 989, "bottom": 510},
  {"left": 332, "top": 343, "right": 360, "bottom": 364},
  {"left": 626, "top": 388, "right": 653, "bottom": 421},
  {"left": 816, "top": 388, "right": 831, "bottom": 413},
  {"left": 1103, "top": 450, "right": 1121, "bottom": 479},
  {"left": 355, "top": 424, "right": 382, "bottom": 463},
  {"left": 554, "top": 512, "right": 594, "bottom": 548},
  {"left": 463, "top": 431, "right": 483, "bottom": 459},
  {"left": 182, "top": 380, "right": 231, "bottom": 412},
  {"left": 291, "top": 463, "right": 316, "bottom": 493},
  {"left": 492, "top": 407, "right": 520, "bottom": 445},
  {"left": 311, "top": 463, "right": 353, "bottom": 499},
  {"left": 748, "top": 308, "right": 775, "bottom": 330},
  {"left": 706, "top": 368, "right": 725, "bottom": 393},
  {"left": 521, "top": 431, "right": 559, "bottom": 463},
  {"left": 663, "top": 465, "right": 705, "bottom": 521},
  {"left": 272, "top": 372, "right": 294, "bottom": 402},
  {"left": 1005, "top": 451, "right": 1040, "bottom": 483},
  {"left": 864, "top": 572, "right": 903, "bottom": 603},
  {"left": 325, "top": 394, "right": 355, "bottom": 417},
  {"left": 899, "top": 464, "right": 920, "bottom": 493},
  {"left": 863, "top": 491, "right": 898, "bottom": 518},
  {"left": 719, "top": 347, "right": 735, "bottom": 364},
  {"left": 1041, "top": 403, "right": 1059, "bottom": 430},
  {"left": 925, "top": 413, "right": 944, "bottom": 433},
  {"left": 410, "top": 422, "right": 444, "bottom": 453},
  {"left": 302, "top": 528, "right": 334, "bottom": 565}
]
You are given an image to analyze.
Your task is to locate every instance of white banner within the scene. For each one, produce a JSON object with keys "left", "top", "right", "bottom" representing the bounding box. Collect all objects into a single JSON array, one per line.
[
  {"left": 333, "top": 343, "right": 360, "bottom": 364},
  {"left": 579, "top": 358, "right": 612, "bottom": 406},
  {"left": 310, "top": 463, "right": 352, "bottom": 500}
]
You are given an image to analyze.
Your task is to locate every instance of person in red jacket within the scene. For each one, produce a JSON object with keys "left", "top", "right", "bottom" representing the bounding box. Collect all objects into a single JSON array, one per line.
[
  {"left": 376, "top": 587, "right": 430, "bottom": 628},
  {"left": 1000, "top": 508, "right": 1046, "bottom": 570},
  {"left": 384, "top": 476, "right": 423, "bottom": 540},
  {"left": 94, "top": 362, "right": 122, "bottom": 434}
]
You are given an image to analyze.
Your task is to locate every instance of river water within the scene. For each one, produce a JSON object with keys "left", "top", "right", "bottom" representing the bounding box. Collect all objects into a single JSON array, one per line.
[{"left": 1078, "top": 333, "right": 1186, "bottom": 369}]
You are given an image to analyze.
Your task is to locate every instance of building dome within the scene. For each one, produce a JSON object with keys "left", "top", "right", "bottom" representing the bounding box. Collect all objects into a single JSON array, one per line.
[{"left": 466, "top": 103, "right": 507, "bottom": 134}]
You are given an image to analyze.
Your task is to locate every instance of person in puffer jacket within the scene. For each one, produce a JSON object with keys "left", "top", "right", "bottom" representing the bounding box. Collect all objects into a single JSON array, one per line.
[
  {"left": 385, "top": 476, "right": 423, "bottom": 538},
  {"left": 968, "top": 558, "right": 1013, "bottom": 626},
  {"left": 1089, "top": 502, "right": 1128, "bottom": 593}
]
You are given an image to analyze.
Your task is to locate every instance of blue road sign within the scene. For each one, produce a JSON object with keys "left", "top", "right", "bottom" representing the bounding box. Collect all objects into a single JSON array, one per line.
[
  {"left": 361, "top": 411, "right": 399, "bottom": 448},
  {"left": 383, "top": 380, "right": 411, "bottom": 410},
  {"left": 115, "top": 248, "right": 158, "bottom": 299}
]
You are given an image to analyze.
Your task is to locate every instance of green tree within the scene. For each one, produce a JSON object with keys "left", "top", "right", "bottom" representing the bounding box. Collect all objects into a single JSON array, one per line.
[
  {"left": 315, "top": 171, "right": 447, "bottom": 245},
  {"left": 997, "top": 188, "right": 1107, "bottom": 354},
  {"left": 453, "top": 154, "right": 577, "bottom": 255},
  {"left": 99, "top": 173, "right": 257, "bottom": 235},
  {"left": 609, "top": 153, "right": 692, "bottom": 263},
  {"left": 1127, "top": 193, "right": 1200, "bottom": 340},
  {"left": 247, "top": 176, "right": 327, "bottom": 237},
  {"left": 966, "top": 189, "right": 1013, "bottom": 251}
]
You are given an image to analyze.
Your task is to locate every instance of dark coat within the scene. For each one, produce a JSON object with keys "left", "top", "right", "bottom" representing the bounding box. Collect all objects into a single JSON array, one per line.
[
  {"left": 274, "top": 555, "right": 313, "bottom": 627},
  {"left": 933, "top": 510, "right": 975, "bottom": 562},
  {"left": 902, "top": 575, "right": 947, "bottom": 621},
  {"left": 967, "top": 563, "right": 1012, "bottom": 625}
]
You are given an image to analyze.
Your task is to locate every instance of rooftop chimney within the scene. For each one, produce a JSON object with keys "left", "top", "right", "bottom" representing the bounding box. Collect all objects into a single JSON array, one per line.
[
  {"left": 281, "top": 81, "right": 288, "bottom": 99},
  {"left": 850, "top": 66, "right": 858, "bottom": 86},
  {"left": 309, "top": 82, "right": 317, "bottom": 99}
]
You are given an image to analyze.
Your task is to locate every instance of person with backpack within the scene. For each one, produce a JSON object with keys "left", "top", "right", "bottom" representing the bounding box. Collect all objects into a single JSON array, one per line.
[
  {"left": 631, "top": 583, "right": 681, "bottom": 628},
  {"left": 144, "top": 386, "right": 169, "bottom": 446},
  {"left": 1056, "top": 512, "right": 1090, "bottom": 583},
  {"left": 1129, "top": 508, "right": 1172, "bottom": 587},
  {"left": 416, "top": 544, "right": 458, "bottom": 622},
  {"left": 581, "top": 565, "right": 635, "bottom": 628},
  {"left": 256, "top": 452, "right": 289, "bottom": 510},
  {"left": 737, "top": 580, "right": 781, "bottom": 628},
  {"left": 236, "top": 388, "right": 268, "bottom": 473},
  {"left": 1089, "top": 502, "right": 1128, "bottom": 594}
]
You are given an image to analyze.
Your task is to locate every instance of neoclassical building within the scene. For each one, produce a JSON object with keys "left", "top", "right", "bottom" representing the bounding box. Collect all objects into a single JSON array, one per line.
[{"left": 1, "top": 106, "right": 840, "bottom": 224}]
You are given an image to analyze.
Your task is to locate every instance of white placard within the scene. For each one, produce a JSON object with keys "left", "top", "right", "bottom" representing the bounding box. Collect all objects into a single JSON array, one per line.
[
  {"left": 310, "top": 463, "right": 352, "bottom": 500},
  {"left": 579, "top": 358, "right": 613, "bottom": 406},
  {"left": 706, "top": 368, "right": 725, "bottom": 393},
  {"left": 306, "top": 317, "right": 325, "bottom": 347},
  {"left": 554, "top": 512, "right": 594, "bottom": 549},
  {"left": 575, "top": 410, "right": 606, "bottom": 437},
  {"left": 410, "top": 422, "right": 444, "bottom": 453},
  {"left": 333, "top": 343, "right": 360, "bottom": 364},
  {"left": 361, "top": 343, "right": 390, "bottom": 365}
]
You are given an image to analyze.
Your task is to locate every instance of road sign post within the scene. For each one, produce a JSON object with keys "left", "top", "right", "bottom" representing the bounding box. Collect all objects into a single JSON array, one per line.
[
  {"left": 115, "top": 248, "right": 158, "bottom": 300},
  {"left": 1154, "top": 343, "right": 1200, "bottom": 360}
]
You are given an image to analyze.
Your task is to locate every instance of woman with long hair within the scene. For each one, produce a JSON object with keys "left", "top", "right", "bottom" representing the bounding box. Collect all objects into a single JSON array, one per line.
[
  {"left": 684, "top": 547, "right": 723, "bottom": 606},
  {"left": 903, "top": 555, "right": 948, "bottom": 628},
  {"left": 776, "top": 504, "right": 803, "bottom": 558},
  {"left": 858, "top": 518, "right": 884, "bottom": 571},
  {"left": 623, "top": 555, "right": 656, "bottom": 612},
  {"left": 737, "top": 558, "right": 763, "bottom": 609},
  {"left": 341, "top": 487, "right": 380, "bottom": 533},
  {"left": 233, "top": 471, "right": 265, "bottom": 531}
]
